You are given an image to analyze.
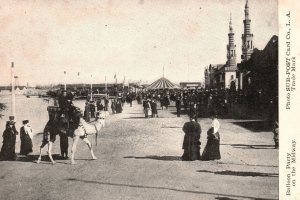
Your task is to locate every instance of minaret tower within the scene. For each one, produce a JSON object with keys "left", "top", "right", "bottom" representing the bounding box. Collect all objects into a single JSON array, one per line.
[
  {"left": 226, "top": 13, "right": 236, "bottom": 70},
  {"left": 241, "top": 0, "right": 254, "bottom": 61}
]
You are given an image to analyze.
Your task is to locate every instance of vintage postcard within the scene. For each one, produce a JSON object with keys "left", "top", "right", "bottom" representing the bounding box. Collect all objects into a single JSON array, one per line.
[{"left": 0, "top": 0, "right": 299, "bottom": 199}]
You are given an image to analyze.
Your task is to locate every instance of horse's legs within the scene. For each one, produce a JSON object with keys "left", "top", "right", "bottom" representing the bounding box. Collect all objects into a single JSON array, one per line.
[
  {"left": 37, "top": 147, "right": 43, "bottom": 164},
  {"left": 82, "top": 138, "right": 97, "bottom": 160},
  {"left": 48, "top": 142, "right": 56, "bottom": 165},
  {"left": 37, "top": 142, "right": 47, "bottom": 163},
  {"left": 70, "top": 136, "right": 80, "bottom": 164}
]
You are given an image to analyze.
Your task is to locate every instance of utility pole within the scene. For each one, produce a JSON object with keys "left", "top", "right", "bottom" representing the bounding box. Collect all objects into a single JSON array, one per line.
[
  {"left": 64, "top": 71, "right": 67, "bottom": 90},
  {"left": 11, "top": 62, "right": 16, "bottom": 117},
  {"left": 105, "top": 75, "right": 107, "bottom": 95},
  {"left": 90, "top": 74, "right": 93, "bottom": 101}
]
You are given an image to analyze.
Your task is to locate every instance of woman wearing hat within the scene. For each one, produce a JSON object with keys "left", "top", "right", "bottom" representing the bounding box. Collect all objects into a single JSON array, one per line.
[
  {"left": 181, "top": 114, "right": 201, "bottom": 161},
  {"left": 20, "top": 120, "right": 33, "bottom": 155},
  {"left": 0, "top": 116, "right": 19, "bottom": 160},
  {"left": 202, "top": 112, "right": 221, "bottom": 160},
  {"left": 116, "top": 99, "right": 123, "bottom": 114}
]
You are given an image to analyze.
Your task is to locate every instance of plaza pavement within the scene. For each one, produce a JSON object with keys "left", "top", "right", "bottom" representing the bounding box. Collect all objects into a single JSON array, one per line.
[{"left": 0, "top": 101, "right": 278, "bottom": 200}]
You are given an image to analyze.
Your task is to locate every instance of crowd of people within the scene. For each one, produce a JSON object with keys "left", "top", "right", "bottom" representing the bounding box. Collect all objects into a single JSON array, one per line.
[
  {"left": 134, "top": 88, "right": 278, "bottom": 121},
  {"left": 0, "top": 87, "right": 278, "bottom": 162},
  {"left": 134, "top": 87, "right": 279, "bottom": 160}
]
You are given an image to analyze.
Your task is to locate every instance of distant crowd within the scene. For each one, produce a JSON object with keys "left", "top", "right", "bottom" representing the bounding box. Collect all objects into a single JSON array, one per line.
[
  {"left": 0, "top": 87, "right": 279, "bottom": 163},
  {"left": 132, "top": 88, "right": 278, "bottom": 121}
]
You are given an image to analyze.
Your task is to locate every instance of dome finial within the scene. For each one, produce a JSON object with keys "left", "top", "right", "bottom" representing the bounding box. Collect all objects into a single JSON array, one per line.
[{"left": 229, "top": 13, "right": 233, "bottom": 32}]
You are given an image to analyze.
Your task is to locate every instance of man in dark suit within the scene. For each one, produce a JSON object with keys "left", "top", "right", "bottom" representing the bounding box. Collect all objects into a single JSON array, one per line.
[
  {"left": 175, "top": 97, "right": 182, "bottom": 117},
  {"left": 58, "top": 90, "right": 69, "bottom": 110}
]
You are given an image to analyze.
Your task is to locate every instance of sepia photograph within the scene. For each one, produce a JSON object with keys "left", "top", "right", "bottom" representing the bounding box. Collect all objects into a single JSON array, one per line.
[{"left": 0, "top": 0, "right": 292, "bottom": 199}]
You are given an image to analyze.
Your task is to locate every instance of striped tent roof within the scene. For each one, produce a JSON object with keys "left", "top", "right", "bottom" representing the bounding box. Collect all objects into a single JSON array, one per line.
[{"left": 146, "top": 77, "right": 179, "bottom": 90}]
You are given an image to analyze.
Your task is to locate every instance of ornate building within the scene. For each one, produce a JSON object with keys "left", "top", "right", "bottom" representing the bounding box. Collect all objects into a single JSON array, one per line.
[
  {"left": 239, "top": 0, "right": 254, "bottom": 89},
  {"left": 241, "top": 0, "right": 254, "bottom": 61},
  {"left": 204, "top": 14, "right": 237, "bottom": 89},
  {"left": 205, "top": 0, "right": 254, "bottom": 90},
  {"left": 223, "top": 13, "right": 237, "bottom": 89}
]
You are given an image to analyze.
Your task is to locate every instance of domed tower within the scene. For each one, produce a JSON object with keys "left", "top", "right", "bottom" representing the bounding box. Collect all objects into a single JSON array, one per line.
[
  {"left": 241, "top": 0, "right": 254, "bottom": 61},
  {"left": 227, "top": 13, "right": 237, "bottom": 70},
  {"left": 222, "top": 14, "right": 237, "bottom": 89}
]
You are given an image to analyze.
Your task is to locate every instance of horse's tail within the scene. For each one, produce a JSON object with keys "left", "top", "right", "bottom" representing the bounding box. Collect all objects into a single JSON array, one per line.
[
  {"left": 94, "top": 124, "right": 98, "bottom": 146},
  {"left": 96, "top": 131, "right": 98, "bottom": 146}
]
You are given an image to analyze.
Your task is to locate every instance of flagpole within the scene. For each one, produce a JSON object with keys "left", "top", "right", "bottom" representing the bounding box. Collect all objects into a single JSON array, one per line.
[
  {"left": 64, "top": 71, "right": 67, "bottom": 90},
  {"left": 105, "top": 75, "right": 107, "bottom": 94},
  {"left": 90, "top": 74, "right": 93, "bottom": 101},
  {"left": 11, "top": 62, "right": 16, "bottom": 117},
  {"left": 123, "top": 76, "right": 125, "bottom": 89},
  {"left": 77, "top": 72, "right": 80, "bottom": 85}
]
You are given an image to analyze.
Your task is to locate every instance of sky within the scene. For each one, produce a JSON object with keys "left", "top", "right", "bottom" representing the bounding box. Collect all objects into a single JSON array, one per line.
[{"left": 0, "top": 0, "right": 278, "bottom": 86}]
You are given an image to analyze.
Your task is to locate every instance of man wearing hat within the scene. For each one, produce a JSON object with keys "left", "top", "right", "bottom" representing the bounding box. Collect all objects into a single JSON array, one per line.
[
  {"left": 0, "top": 116, "right": 19, "bottom": 160},
  {"left": 58, "top": 90, "right": 69, "bottom": 110},
  {"left": 175, "top": 97, "right": 182, "bottom": 117}
]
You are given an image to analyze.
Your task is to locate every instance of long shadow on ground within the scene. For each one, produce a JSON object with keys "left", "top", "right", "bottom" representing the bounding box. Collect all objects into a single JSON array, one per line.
[
  {"left": 231, "top": 121, "right": 272, "bottom": 132},
  {"left": 124, "top": 155, "right": 181, "bottom": 161},
  {"left": 65, "top": 178, "right": 277, "bottom": 200},
  {"left": 122, "top": 117, "right": 148, "bottom": 119},
  {"left": 0, "top": 154, "right": 64, "bottom": 163},
  {"left": 197, "top": 170, "right": 278, "bottom": 177},
  {"left": 215, "top": 197, "right": 240, "bottom": 200},
  {"left": 123, "top": 117, "right": 176, "bottom": 120},
  {"left": 221, "top": 144, "right": 276, "bottom": 150}
]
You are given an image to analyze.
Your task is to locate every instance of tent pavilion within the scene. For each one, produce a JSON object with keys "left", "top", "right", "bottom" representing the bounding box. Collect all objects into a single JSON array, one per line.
[{"left": 146, "top": 77, "right": 180, "bottom": 90}]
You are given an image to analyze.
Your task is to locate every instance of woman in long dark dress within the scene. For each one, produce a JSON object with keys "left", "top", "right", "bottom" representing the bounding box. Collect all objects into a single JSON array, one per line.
[
  {"left": 181, "top": 115, "right": 201, "bottom": 161},
  {"left": 111, "top": 99, "right": 116, "bottom": 114},
  {"left": 0, "top": 119, "right": 19, "bottom": 160},
  {"left": 151, "top": 99, "right": 158, "bottom": 118},
  {"left": 202, "top": 115, "right": 221, "bottom": 160},
  {"left": 84, "top": 101, "right": 91, "bottom": 122},
  {"left": 20, "top": 120, "right": 33, "bottom": 155},
  {"left": 116, "top": 100, "right": 123, "bottom": 113}
]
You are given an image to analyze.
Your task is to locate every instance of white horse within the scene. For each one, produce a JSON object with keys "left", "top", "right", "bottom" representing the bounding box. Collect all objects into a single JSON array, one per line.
[{"left": 70, "top": 112, "right": 107, "bottom": 164}]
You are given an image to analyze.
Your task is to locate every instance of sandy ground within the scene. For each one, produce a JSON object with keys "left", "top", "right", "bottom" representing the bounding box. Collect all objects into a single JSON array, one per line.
[{"left": 0, "top": 100, "right": 278, "bottom": 200}]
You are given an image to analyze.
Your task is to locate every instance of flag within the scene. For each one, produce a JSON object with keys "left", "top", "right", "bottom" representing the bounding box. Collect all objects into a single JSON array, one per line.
[
  {"left": 64, "top": 71, "right": 66, "bottom": 74},
  {"left": 114, "top": 73, "right": 116, "bottom": 79},
  {"left": 78, "top": 72, "right": 80, "bottom": 76}
]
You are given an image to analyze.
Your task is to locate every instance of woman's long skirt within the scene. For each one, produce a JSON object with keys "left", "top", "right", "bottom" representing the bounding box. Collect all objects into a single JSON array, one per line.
[
  {"left": 20, "top": 135, "right": 33, "bottom": 155},
  {"left": 182, "top": 140, "right": 201, "bottom": 161},
  {"left": 0, "top": 134, "right": 16, "bottom": 160},
  {"left": 147, "top": 109, "right": 152, "bottom": 117},
  {"left": 202, "top": 135, "right": 221, "bottom": 160}
]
